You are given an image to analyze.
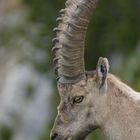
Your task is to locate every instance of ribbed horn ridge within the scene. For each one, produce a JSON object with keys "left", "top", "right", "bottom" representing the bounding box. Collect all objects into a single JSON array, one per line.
[{"left": 52, "top": 0, "right": 99, "bottom": 84}]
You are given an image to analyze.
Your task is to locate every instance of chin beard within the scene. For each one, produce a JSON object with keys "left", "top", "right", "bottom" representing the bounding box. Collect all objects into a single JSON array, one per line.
[
  {"left": 65, "top": 136, "right": 86, "bottom": 140},
  {"left": 64, "top": 133, "right": 87, "bottom": 140},
  {"left": 73, "top": 130, "right": 91, "bottom": 140},
  {"left": 65, "top": 126, "right": 98, "bottom": 140},
  {"left": 74, "top": 125, "right": 98, "bottom": 140}
]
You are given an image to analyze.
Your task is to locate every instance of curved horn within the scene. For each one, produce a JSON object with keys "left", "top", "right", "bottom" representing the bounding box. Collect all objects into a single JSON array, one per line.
[{"left": 52, "top": 0, "right": 99, "bottom": 83}]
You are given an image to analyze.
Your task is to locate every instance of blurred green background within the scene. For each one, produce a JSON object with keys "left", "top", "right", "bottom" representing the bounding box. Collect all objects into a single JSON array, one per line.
[{"left": 0, "top": 0, "right": 140, "bottom": 140}]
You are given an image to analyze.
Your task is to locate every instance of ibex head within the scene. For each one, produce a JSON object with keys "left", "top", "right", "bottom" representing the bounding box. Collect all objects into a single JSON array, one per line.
[
  {"left": 51, "top": 0, "right": 109, "bottom": 139},
  {"left": 51, "top": 58, "right": 110, "bottom": 140}
]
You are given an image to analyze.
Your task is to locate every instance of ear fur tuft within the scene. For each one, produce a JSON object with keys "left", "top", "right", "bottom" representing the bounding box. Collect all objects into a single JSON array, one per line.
[{"left": 96, "top": 57, "right": 109, "bottom": 88}]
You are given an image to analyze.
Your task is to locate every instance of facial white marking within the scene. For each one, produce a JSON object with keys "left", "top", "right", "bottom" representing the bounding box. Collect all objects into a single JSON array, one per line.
[{"left": 98, "top": 67, "right": 103, "bottom": 85}]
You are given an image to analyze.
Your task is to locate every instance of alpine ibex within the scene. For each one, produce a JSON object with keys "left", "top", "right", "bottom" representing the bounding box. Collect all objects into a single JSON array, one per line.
[{"left": 50, "top": 0, "right": 140, "bottom": 140}]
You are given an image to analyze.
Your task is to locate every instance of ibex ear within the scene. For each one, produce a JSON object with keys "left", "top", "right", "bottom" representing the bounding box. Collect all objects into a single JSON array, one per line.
[{"left": 96, "top": 57, "right": 109, "bottom": 88}]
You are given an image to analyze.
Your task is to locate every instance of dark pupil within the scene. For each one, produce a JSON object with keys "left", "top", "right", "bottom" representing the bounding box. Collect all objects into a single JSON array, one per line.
[{"left": 74, "top": 96, "right": 83, "bottom": 103}]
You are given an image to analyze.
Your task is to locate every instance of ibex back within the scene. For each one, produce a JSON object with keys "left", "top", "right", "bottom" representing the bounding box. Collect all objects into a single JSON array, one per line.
[{"left": 50, "top": 0, "right": 140, "bottom": 140}]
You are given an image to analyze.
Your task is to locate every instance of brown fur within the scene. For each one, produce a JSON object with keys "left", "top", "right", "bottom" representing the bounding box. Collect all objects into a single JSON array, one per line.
[
  {"left": 51, "top": 0, "right": 140, "bottom": 139},
  {"left": 51, "top": 70, "right": 140, "bottom": 140}
]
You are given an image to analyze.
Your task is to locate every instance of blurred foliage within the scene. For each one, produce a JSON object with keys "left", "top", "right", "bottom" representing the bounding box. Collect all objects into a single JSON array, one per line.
[
  {"left": 22, "top": 0, "right": 140, "bottom": 140},
  {"left": 85, "top": 0, "right": 140, "bottom": 69},
  {"left": 0, "top": 126, "right": 13, "bottom": 140}
]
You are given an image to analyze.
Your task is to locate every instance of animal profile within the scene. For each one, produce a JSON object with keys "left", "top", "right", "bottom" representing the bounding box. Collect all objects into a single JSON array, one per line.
[{"left": 50, "top": 0, "right": 140, "bottom": 140}]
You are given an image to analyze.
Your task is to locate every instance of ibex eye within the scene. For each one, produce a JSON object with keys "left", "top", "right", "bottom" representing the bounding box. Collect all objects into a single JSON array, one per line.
[{"left": 73, "top": 96, "right": 84, "bottom": 104}]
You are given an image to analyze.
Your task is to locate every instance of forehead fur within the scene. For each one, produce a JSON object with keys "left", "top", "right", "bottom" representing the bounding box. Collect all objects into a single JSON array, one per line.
[{"left": 57, "top": 71, "right": 97, "bottom": 96}]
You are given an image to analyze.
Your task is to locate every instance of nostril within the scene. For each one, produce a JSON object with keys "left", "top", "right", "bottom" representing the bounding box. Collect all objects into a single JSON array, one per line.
[{"left": 51, "top": 133, "right": 58, "bottom": 140}]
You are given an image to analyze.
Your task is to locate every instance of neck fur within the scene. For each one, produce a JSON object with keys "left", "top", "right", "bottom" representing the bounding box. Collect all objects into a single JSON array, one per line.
[{"left": 101, "top": 74, "right": 140, "bottom": 140}]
